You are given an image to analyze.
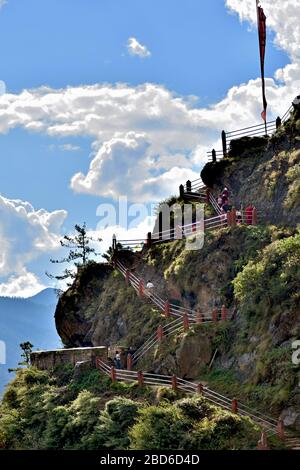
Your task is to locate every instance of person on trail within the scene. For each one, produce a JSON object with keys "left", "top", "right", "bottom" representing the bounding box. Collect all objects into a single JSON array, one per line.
[
  {"left": 128, "top": 346, "right": 135, "bottom": 358},
  {"left": 222, "top": 201, "right": 231, "bottom": 213},
  {"left": 236, "top": 210, "right": 242, "bottom": 225},
  {"left": 146, "top": 280, "right": 154, "bottom": 289},
  {"left": 217, "top": 195, "right": 223, "bottom": 207},
  {"left": 114, "top": 351, "right": 121, "bottom": 369},
  {"left": 222, "top": 187, "right": 229, "bottom": 198},
  {"left": 146, "top": 280, "right": 154, "bottom": 298}
]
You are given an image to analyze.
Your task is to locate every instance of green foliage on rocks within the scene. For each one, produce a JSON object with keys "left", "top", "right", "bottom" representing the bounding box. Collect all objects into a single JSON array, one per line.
[
  {"left": 233, "top": 232, "right": 300, "bottom": 320},
  {"left": 129, "top": 396, "right": 260, "bottom": 450},
  {"left": 0, "top": 367, "right": 265, "bottom": 450}
]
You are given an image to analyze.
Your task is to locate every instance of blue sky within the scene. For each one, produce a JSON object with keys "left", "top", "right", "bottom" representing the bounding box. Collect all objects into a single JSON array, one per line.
[
  {"left": 0, "top": 0, "right": 296, "bottom": 296},
  {"left": 0, "top": 0, "right": 287, "bottom": 98}
]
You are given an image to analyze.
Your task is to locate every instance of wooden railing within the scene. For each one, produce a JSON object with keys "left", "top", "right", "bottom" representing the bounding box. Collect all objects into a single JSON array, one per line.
[
  {"left": 96, "top": 358, "right": 283, "bottom": 440},
  {"left": 207, "top": 103, "right": 294, "bottom": 162},
  {"left": 115, "top": 259, "right": 226, "bottom": 323}
]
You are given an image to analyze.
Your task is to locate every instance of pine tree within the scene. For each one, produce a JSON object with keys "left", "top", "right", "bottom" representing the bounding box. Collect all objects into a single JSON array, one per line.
[
  {"left": 46, "top": 223, "right": 102, "bottom": 285},
  {"left": 19, "top": 342, "right": 33, "bottom": 367}
]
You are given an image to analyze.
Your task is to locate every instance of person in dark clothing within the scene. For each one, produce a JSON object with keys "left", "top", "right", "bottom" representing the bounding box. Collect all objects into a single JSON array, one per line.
[
  {"left": 114, "top": 351, "right": 121, "bottom": 369},
  {"left": 222, "top": 187, "right": 229, "bottom": 198}
]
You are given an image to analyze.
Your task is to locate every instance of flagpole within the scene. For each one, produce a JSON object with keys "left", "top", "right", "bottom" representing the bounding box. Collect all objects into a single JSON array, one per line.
[{"left": 256, "top": 0, "right": 268, "bottom": 135}]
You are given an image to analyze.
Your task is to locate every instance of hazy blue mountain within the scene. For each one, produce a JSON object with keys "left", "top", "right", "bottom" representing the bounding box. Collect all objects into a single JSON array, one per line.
[
  {"left": 0, "top": 289, "right": 61, "bottom": 395},
  {"left": 27, "top": 287, "right": 58, "bottom": 306}
]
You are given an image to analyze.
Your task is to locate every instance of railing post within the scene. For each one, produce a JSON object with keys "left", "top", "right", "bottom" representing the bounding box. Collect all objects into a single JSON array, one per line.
[
  {"left": 111, "top": 366, "right": 116, "bottom": 383},
  {"left": 164, "top": 301, "right": 170, "bottom": 318},
  {"left": 206, "top": 188, "right": 210, "bottom": 203},
  {"left": 231, "top": 209, "right": 236, "bottom": 227},
  {"left": 183, "top": 312, "right": 190, "bottom": 331},
  {"left": 212, "top": 308, "right": 218, "bottom": 322},
  {"left": 196, "top": 308, "right": 203, "bottom": 323},
  {"left": 139, "top": 279, "right": 144, "bottom": 297},
  {"left": 127, "top": 353, "right": 132, "bottom": 371},
  {"left": 157, "top": 325, "right": 164, "bottom": 341},
  {"left": 277, "top": 418, "right": 285, "bottom": 440},
  {"left": 112, "top": 258, "right": 116, "bottom": 269},
  {"left": 222, "top": 130, "right": 227, "bottom": 157},
  {"left": 186, "top": 180, "right": 192, "bottom": 192},
  {"left": 146, "top": 232, "right": 152, "bottom": 248},
  {"left": 212, "top": 149, "right": 216, "bottom": 163},
  {"left": 137, "top": 370, "right": 144, "bottom": 387},
  {"left": 231, "top": 398, "right": 238, "bottom": 413},
  {"left": 252, "top": 207, "right": 257, "bottom": 226},
  {"left": 221, "top": 305, "right": 227, "bottom": 321},
  {"left": 159, "top": 212, "right": 163, "bottom": 241},
  {"left": 172, "top": 375, "right": 178, "bottom": 391},
  {"left": 125, "top": 269, "right": 130, "bottom": 286},
  {"left": 197, "top": 383, "right": 204, "bottom": 394},
  {"left": 112, "top": 234, "right": 117, "bottom": 251},
  {"left": 179, "top": 184, "right": 185, "bottom": 199},
  {"left": 257, "top": 430, "right": 269, "bottom": 450},
  {"left": 226, "top": 211, "right": 232, "bottom": 227},
  {"left": 276, "top": 116, "right": 282, "bottom": 129}
]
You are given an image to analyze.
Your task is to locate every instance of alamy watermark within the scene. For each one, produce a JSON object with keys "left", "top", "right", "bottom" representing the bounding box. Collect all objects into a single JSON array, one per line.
[
  {"left": 96, "top": 197, "right": 206, "bottom": 251},
  {"left": 0, "top": 340, "right": 6, "bottom": 365}
]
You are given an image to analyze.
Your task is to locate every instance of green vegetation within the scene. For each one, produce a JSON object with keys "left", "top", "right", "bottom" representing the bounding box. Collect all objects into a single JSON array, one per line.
[
  {"left": 233, "top": 232, "right": 300, "bottom": 320},
  {"left": 285, "top": 157, "right": 300, "bottom": 208},
  {"left": 0, "top": 366, "right": 265, "bottom": 450},
  {"left": 129, "top": 396, "right": 260, "bottom": 450}
]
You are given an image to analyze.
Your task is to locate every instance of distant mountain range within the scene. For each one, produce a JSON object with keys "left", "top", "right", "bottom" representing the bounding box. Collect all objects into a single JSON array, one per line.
[{"left": 0, "top": 288, "right": 61, "bottom": 395}]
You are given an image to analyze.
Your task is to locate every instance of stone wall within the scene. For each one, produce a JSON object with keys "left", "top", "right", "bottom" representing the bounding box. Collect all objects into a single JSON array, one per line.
[{"left": 30, "top": 346, "right": 108, "bottom": 370}]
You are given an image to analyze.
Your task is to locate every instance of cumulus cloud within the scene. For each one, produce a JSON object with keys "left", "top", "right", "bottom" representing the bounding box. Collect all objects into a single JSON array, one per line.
[
  {"left": 0, "top": 80, "right": 290, "bottom": 202},
  {"left": 226, "top": 0, "right": 300, "bottom": 60},
  {"left": 71, "top": 131, "right": 199, "bottom": 202},
  {"left": 0, "top": 269, "right": 45, "bottom": 298},
  {"left": 49, "top": 143, "right": 81, "bottom": 152},
  {"left": 0, "top": 194, "right": 67, "bottom": 296},
  {"left": 127, "top": 37, "right": 151, "bottom": 58},
  {"left": 0, "top": 2, "right": 299, "bottom": 204}
]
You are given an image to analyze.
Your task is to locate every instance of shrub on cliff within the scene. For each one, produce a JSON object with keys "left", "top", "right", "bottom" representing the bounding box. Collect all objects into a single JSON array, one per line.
[
  {"left": 233, "top": 232, "right": 300, "bottom": 319},
  {"left": 129, "top": 396, "right": 259, "bottom": 450},
  {"left": 82, "top": 397, "right": 141, "bottom": 450}
]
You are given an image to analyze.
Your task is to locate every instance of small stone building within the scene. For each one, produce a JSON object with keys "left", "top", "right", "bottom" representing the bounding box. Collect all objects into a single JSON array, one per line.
[{"left": 30, "top": 346, "right": 108, "bottom": 370}]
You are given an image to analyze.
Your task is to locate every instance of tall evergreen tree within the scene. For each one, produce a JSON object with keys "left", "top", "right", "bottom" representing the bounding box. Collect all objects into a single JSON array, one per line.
[{"left": 46, "top": 223, "right": 102, "bottom": 285}]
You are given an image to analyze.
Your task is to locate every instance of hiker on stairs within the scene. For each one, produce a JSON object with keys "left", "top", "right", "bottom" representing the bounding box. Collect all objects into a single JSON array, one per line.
[
  {"left": 146, "top": 280, "right": 154, "bottom": 298},
  {"left": 114, "top": 351, "right": 121, "bottom": 369}
]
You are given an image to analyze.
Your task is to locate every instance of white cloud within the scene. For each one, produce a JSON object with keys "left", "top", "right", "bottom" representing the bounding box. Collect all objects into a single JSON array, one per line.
[
  {"left": 0, "top": 2, "right": 299, "bottom": 204},
  {"left": 0, "top": 194, "right": 67, "bottom": 284},
  {"left": 61, "top": 143, "right": 80, "bottom": 152},
  {"left": 127, "top": 37, "right": 151, "bottom": 58},
  {"left": 49, "top": 143, "right": 81, "bottom": 152},
  {"left": 71, "top": 131, "right": 199, "bottom": 202},
  {"left": 226, "top": 0, "right": 300, "bottom": 60},
  {"left": 0, "top": 269, "right": 45, "bottom": 298}
]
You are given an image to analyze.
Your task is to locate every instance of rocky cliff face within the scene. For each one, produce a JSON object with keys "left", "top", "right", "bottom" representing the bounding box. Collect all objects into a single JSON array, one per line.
[
  {"left": 201, "top": 107, "right": 300, "bottom": 227},
  {"left": 54, "top": 109, "right": 300, "bottom": 429},
  {"left": 55, "top": 258, "right": 161, "bottom": 350}
]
